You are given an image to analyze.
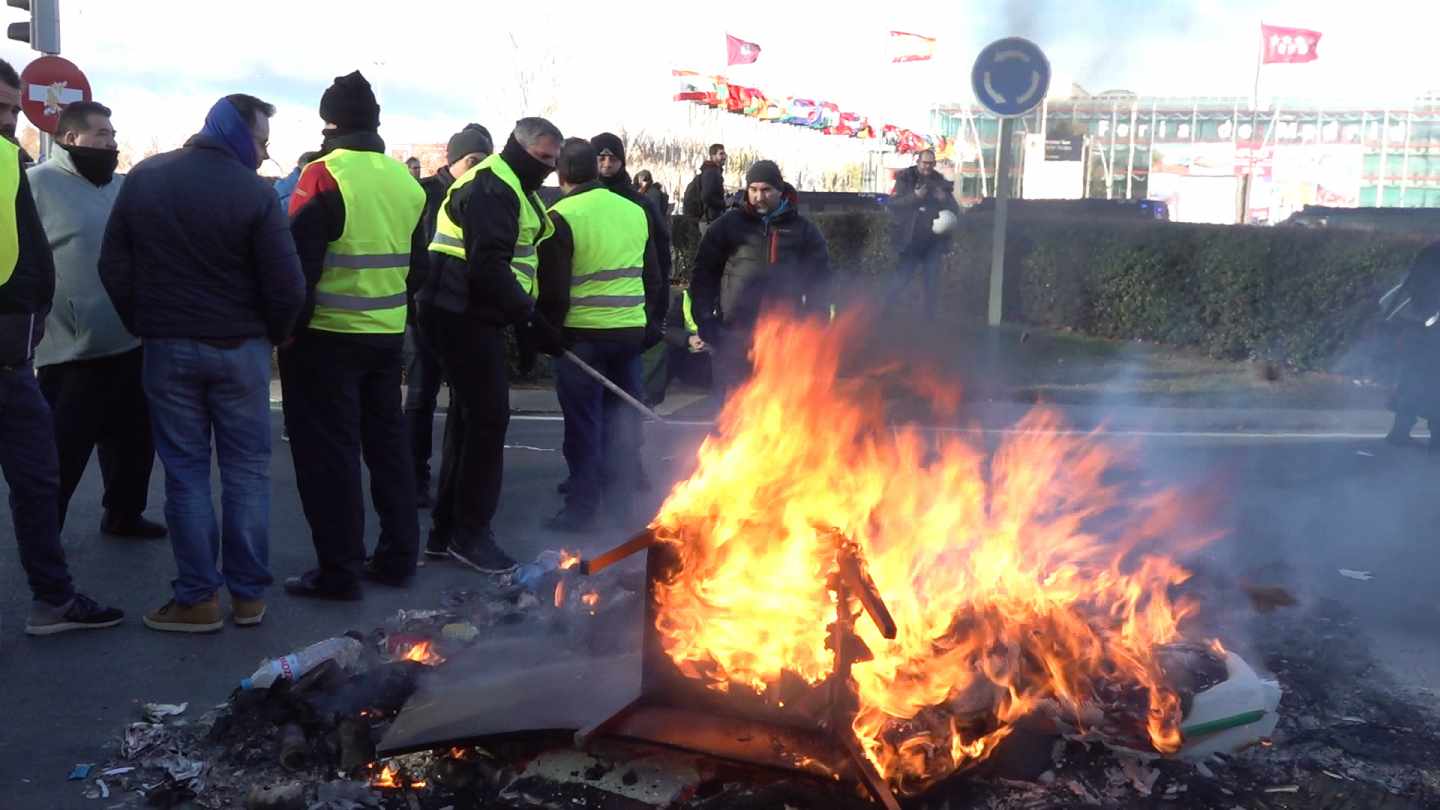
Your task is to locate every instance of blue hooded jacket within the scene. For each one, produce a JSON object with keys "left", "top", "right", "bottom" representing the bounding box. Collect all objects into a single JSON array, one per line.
[{"left": 198, "top": 98, "right": 260, "bottom": 170}]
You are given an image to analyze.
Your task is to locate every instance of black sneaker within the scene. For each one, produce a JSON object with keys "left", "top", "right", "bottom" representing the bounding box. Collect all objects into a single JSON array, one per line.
[
  {"left": 26, "top": 593, "right": 125, "bottom": 636},
  {"left": 362, "top": 558, "right": 413, "bottom": 588},
  {"left": 100, "top": 512, "right": 168, "bottom": 539},
  {"left": 448, "top": 535, "right": 519, "bottom": 575},
  {"left": 423, "top": 531, "right": 451, "bottom": 560},
  {"left": 283, "top": 570, "right": 362, "bottom": 601},
  {"left": 543, "top": 508, "right": 598, "bottom": 534}
]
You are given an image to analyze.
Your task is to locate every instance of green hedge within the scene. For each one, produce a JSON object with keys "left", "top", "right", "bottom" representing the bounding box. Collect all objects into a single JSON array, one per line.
[{"left": 670, "top": 212, "right": 1426, "bottom": 371}]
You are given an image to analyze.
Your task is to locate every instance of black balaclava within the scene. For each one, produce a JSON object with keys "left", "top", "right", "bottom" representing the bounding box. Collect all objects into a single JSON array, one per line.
[
  {"left": 590, "top": 132, "right": 630, "bottom": 190},
  {"left": 61, "top": 143, "right": 119, "bottom": 186},
  {"left": 500, "top": 133, "right": 553, "bottom": 192}
]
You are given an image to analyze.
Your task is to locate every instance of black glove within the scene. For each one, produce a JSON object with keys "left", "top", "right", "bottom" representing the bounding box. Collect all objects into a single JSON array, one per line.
[
  {"left": 527, "top": 311, "right": 568, "bottom": 357},
  {"left": 697, "top": 319, "right": 724, "bottom": 347}
]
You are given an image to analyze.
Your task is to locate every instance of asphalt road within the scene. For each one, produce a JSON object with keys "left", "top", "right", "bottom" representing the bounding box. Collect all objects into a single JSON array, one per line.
[{"left": 2, "top": 405, "right": 1439, "bottom": 808}]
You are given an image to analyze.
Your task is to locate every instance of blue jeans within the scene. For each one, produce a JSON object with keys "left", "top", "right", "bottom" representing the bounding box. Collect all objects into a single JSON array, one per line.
[
  {"left": 0, "top": 363, "right": 74, "bottom": 605},
  {"left": 886, "top": 245, "right": 944, "bottom": 319},
  {"left": 142, "top": 338, "right": 273, "bottom": 605},
  {"left": 555, "top": 341, "right": 644, "bottom": 516}
]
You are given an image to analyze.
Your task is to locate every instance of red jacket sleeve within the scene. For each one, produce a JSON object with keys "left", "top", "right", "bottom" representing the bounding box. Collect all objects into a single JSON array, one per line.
[{"left": 288, "top": 161, "right": 338, "bottom": 218}]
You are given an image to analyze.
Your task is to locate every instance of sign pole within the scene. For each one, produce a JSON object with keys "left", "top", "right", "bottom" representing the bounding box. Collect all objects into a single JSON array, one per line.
[{"left": 987, "top": 116, "right": 1013, "bottom": 327}]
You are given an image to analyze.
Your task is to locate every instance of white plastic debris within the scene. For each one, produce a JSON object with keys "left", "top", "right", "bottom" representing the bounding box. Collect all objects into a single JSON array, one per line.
[
  {"left": 1177, "top": 652, "right": 1281, "bottom": 761},
  {"left": 1338, "top": 569, "right": 1374, "bottom": 581},
  {"left": 142, "top": 702, "right": 188, "bottom": 722}
]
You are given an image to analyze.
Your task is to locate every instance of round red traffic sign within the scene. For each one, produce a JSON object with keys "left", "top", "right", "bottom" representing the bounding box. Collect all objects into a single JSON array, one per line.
[{"left": 19, "top": 55, "right": 91, "bottom": 134}]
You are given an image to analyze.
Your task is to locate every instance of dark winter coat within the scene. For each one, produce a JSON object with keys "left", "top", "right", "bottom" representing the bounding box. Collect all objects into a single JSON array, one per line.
[
  {"left": 603, "top": 169, "right": 673, "bottom": 286},
  {"left": 888, "top": 165, "right": 958, "bottom": 255},
  {"left": 0, "top": 149, "right": 56, "bottom": 366},
  {"left": 689, "top": 199, "right": 830, "bottom": 338},
  {"left": 699, "top": 160, "right": 726, "bottom": 222},
  {"left": 642, "top": 184, "right": 671, "bottom": 220},
  {"left": 98, "top": 135, "right": 305, "bottom": 346},
  {"left": 419, "top": 165, "right": 456, "bottom": 243}
]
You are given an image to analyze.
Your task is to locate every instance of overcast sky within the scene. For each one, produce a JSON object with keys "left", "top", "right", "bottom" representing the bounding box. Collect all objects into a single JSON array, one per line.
[{"left": 1, "top": 0, "right": 1434, "bottom": 168}]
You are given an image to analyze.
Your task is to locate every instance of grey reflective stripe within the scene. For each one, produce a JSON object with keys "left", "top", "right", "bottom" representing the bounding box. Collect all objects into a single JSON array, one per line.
[
  {"left": 513, "top": 244, "right": 536, "bottom": 257},
  {"left": 577, "top": 266, "right": 642, "bottom": 283},
  {"left": 314, "top": 292, "right": 408, "bottom": 311},
  {"left": 510, "top": 261, "right": 535, "bottom": 279},
  {"left": 570, "top": 295, "right": 646, "bottom": 308},
  {"left": 324, "top": 252, "right": 411, "bottom": 269},
  {"left": 431, "top": 232, "right": 464, "bottom": 248}
]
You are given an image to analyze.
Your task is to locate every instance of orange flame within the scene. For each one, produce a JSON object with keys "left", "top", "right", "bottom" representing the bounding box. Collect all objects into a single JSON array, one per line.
[
  {"left": 400, "top": 641, "right": 445, "bottom": 666},
  {"left": 650, "top": 311, "right": 1217, "bottom": 793},
  {"left": 559, "top": 549, "right": 581, "bottom": 570},
  {"left": 581, "top": 591, "right": 600, "bottom": 610},
  {"left": 554, "top": 579, "right": 567, "bottom": 608},
  {"left": 371, "top": 763, "right": 400, "bottom": 789}
]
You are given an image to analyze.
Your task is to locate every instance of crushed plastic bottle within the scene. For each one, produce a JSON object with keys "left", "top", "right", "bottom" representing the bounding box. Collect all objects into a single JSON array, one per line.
[
  {"left": 514, "top": 549, "right": 567, "bottom": 590},
  {"left": 1177, "top": 651, "right": 1282, "bottom": 760},
  {"left": 240, "top": 636, "right": 364, "bottom": 690}
]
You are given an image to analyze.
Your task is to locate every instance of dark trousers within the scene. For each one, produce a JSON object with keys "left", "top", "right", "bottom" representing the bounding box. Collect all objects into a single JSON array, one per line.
[
  {"left": 422, "top": 308, "right": 509, "bottom": 546},
  {"left": 555, "top": 340, "right": 644, "bottom": 517},
  {"left": 886, "top": 243, "right": 944, "bottom": 320},
  {"left": 0, "top": 363, "right": 74, "bottom": 605},
  {"left": 37, "top": 348, "right": 156, "bottom": 530},
  {"left": 279, "top": 331, "right": 418, "bottom": 588},
  {"left": 403, "top": 325, "right": 444, "bottom": 492}
]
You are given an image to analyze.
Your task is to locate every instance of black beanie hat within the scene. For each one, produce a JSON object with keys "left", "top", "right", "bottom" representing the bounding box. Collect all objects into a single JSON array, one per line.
[
  {"left": 319, "top": 70, "right": 380, "bottom": 131},
  {"left": 446, "top": 123, "right": 494, "bottom": 164},
  {"left": 745, "top": 159, "right": 783, "bottom": 188},
  {"left": 589, "top": 132, "right": 626, "bottom": 164}
]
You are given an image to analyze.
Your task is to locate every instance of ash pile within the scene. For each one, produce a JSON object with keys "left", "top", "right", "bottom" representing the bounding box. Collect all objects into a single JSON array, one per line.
[{"left": 80, "top": 559, "right": 1440, "bottom": 810}]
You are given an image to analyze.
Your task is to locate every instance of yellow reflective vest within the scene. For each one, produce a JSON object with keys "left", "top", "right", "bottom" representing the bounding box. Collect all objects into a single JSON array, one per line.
[
  {"left": 549, "top": 187, "right": 648, "bottom": 330},
  {"left": 0, "top": 137, "right": 19, "bottom": 287},
  {"left": 309, "top": 149, "right": 424, "bottom": 334},
  {"left": 429, "top": 153, "right": 552, "bottom": 299}
]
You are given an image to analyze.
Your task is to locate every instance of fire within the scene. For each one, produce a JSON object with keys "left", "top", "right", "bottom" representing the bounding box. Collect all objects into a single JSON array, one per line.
[
  {"left": 370, "top": 762, "right": 427, "bottom": 790},
  {"left": 371, "top": 763, "right": 400, "bottom": 789},
  {"left": 554, "top": 579, "right": 567, "bottom": 608},
  {"left": 559, "top": 549, "right": 581, "bottom": 570},
  {"left": 649, "top": 311, "right": 1217, "bottom": 793},
  {"left": 399, "top": 640, "right": 445, "bottom": 666},
  {"left": 581, "top": 591, "right": 600, "bottom": 610}
]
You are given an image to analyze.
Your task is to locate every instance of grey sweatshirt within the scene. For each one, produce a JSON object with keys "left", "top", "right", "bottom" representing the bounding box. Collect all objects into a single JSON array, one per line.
[{"left": 30, "top": 147, "right": 138, "bottom": 367}]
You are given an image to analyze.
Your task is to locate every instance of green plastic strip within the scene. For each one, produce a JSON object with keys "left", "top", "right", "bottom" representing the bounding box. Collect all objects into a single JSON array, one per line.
[{"left": 1181, "top": 709, "right": 1268, "bottom": 739}]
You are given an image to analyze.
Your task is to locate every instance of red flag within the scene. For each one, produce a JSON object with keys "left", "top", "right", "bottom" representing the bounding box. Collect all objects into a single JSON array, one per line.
[
  {"left": 726, "top": 34, "right": 762, "bottom": 66},
  {"left": 889, "top": 31, "right": 936, "bottom": 63},
  {"left": 1260, "top": 24, "right": 1321, "bottom": 64}
]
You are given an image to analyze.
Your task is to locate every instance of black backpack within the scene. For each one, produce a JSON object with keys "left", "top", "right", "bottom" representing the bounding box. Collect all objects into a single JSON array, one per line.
[{"left": 681, "top": 172, "right": 705, "bottom": 218}]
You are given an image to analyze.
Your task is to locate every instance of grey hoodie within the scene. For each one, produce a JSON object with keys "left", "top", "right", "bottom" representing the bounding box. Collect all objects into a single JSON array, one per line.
[{"left": 29, "top": 147, "right": 137, "bottom": 367}]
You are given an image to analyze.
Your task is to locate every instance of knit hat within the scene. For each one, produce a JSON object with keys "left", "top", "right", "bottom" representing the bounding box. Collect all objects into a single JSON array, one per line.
[
  {"left": 744, "top": 159, "right": 783, "bottom": 188},
  {"left": 319, "top": 71, "right": 380, "bottom": 130},
  {"left": 446, "top": 123, "right": 494, "bottom": 164},
  {"left": 589, "top": 132, "right": 626, "bottom": 164}
]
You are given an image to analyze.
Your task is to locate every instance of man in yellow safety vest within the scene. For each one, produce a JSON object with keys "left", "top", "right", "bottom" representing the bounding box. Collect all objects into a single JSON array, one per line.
[
  {"left": 280, "top": 71, "right": 428, "bottom": 600},
  {"left": 415, "top": 117, "right": 563, "bottom": 574},
  {"left": 534, "top": 139, "right": 666, "bottom": 531}
]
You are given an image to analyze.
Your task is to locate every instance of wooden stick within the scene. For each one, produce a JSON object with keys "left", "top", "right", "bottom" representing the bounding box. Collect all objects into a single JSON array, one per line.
[
  {"left": 838, "top": 549, "right": 897, "bottom": 640},
  {"left": 579, "top": 529, "right": 657, "bottom": 576}
]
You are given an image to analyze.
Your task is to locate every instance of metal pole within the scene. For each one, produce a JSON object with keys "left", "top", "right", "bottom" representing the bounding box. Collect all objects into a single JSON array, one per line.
[
  {"left": 1107, "top": 101, "right": 1118, "bottom": 199},
  {"left": 1379, "top": 109, "right": 1391, "bottom": 207},
  {"left": 1401, "top": 104, "right": 1413, "bottom": 207},
  {"left": 561, "top": 350, "right": 665, "bottom": 423},
  {"left": 987, "top": 116, "right": 1015, "bottom": 327},
  {"left": 1125, "top": 100, "right": 1138, "bottom": 199}
]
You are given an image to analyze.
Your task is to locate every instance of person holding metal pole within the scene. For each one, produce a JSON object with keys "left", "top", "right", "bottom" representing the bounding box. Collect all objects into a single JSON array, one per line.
[{"left": 534, "top": 139, "right": 666, "bottom": 532}]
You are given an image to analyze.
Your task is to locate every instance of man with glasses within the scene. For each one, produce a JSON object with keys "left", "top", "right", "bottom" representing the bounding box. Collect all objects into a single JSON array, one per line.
[
  {"left": 99, "top": 94, "right": 305, "bottom": 633},
  {"left": 885, "top": 149, "right": 957, "bottom": 320}
]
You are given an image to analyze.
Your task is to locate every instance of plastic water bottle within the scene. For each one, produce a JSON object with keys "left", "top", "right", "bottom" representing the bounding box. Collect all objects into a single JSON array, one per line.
[
  {"left": 240, "top": 637, "right": 365, "bottom": 690},
  {"left": 514, "top": 550, "right": 565, "bottom": 590}
]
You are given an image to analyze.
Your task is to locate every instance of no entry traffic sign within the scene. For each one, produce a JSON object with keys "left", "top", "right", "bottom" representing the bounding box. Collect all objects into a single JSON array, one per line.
[{"left": 19, "top": 55, "right": 90, "bottom": 134}]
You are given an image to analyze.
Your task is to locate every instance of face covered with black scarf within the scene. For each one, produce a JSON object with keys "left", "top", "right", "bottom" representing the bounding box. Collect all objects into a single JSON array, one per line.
[
  {"left": 59, "top": 108, "right": 120, "bottom": 186},
  {"left": 500, "top": 133, "right": 558, "bottom": 192}
]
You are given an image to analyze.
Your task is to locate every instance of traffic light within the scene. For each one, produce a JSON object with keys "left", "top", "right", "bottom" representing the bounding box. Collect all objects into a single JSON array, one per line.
[{"left": 6, "top": 0, "right": 60, "bottom": 54}]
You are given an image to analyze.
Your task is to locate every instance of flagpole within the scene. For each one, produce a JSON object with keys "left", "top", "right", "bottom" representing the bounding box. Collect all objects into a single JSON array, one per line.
[{"left": 1244, "top": 23, "right": 1264, "bottom": 223}]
